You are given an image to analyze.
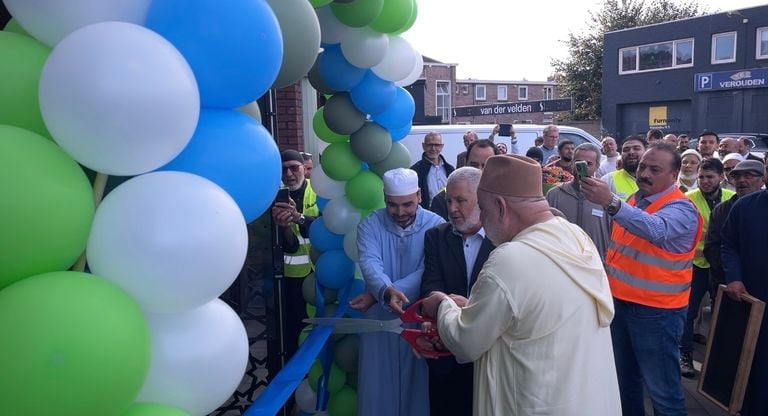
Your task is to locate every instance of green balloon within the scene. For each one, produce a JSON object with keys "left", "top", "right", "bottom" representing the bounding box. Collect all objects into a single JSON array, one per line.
[
  {"left": 310, "top": 0, "right": 333, "bottom": 7},
  {"left": 0, "top": 125, "right": 95, "bottom": 290},
  {"left": 122, "top": 403, "right": 190, "bottom": 416},
  {"left": 321, "top": 143, "right": 362, "bottom": 181},
  {"left": 333, "top": 335, "right": 360, "bottom": 373},
  {"left": 308, "top": 360, "right": 347, "bottom": 393},
  {"left": 350, "top": 122, "right": 393, "bottom": 163},
  {"left": 0, "top": 271, "right": 151, "bottom": 416},
  {"left": 369, "top": 142, "right": 412, "bottom": 176},
  {"left": 369, "top": 0, "right": 415, "bottom": 33},
  {"left": 328, "top": 386, "right": 358, "bottom": 416},
  {"left": 346, "top": 171, "right": 384, "bottom": 210},
  {"left": 268, "top": 0, "right": 321, "bottom": 88},
  {"left": 313, "top": 107, "right": 349, "bottom": 144},
  {"left": 4, "top": 18, "right": 30, "bottom": 37},
  {"left": 331, "top": 0, "right": 385, "bottom": 27},
  {"left": 323, "top": 93, "right": 366, "bottom": 135},
  {"left": 306, "top": 303, "right": 316, "bottom": 319},
  {"left": 392, "top": 0, "right": 418, "bottom": 35},
  {"left": 0, "top": 32, "right": 52, "bottom": 139}
]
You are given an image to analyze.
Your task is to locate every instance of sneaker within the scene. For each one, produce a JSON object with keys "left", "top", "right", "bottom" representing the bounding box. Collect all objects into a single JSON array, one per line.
[{"left": 680, "top": 351, "right": 695, "bottom": 378}]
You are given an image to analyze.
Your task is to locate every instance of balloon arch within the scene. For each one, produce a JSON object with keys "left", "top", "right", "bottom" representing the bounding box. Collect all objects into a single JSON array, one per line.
[{"left": 0, "top": 0, "right": 421, "bottom": 415}]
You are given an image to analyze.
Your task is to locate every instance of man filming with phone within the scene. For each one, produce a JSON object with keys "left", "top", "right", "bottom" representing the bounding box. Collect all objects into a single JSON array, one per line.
[
  {"left": 271, "top": 149, "right": 319, "bottom": 359},
  {"left": 546, "top": 143, "right": 612, "bottom": 261}
]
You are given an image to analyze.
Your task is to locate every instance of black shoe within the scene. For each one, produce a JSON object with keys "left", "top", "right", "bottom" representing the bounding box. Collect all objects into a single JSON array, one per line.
[
  {"left": 693, "top": 334, "right": 707, "bottom": 345},
  {"left": 680, "top": 351, "right": 695, "bottom": 378}
]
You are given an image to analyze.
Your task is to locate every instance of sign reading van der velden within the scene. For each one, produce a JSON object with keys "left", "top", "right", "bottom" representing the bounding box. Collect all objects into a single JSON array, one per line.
[
  {"left": 695, "top": 68, "right": 768, "bottom": 92},
  {"left": 451, "top": 98, "right": 573, "bottom": 117}
]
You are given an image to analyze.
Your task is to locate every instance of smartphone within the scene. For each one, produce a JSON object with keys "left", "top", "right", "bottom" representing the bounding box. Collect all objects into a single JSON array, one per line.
[
  {"left": 575, "top": 161, "right": 589, "bottom": 180},
  {"left": 275, "top": 187, "right": 290, "bottom": 203},
  {"left": 498, "top": 123, "right": 512, "bottom": 137}
]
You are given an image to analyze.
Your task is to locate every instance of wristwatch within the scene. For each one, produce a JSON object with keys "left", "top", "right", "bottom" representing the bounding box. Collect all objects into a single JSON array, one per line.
[
  {"left": 605, "top": 194, "right": 621, "bottom": 216},
  {"left": 296, "top": 214, "right": 306, "bottom": 225}
]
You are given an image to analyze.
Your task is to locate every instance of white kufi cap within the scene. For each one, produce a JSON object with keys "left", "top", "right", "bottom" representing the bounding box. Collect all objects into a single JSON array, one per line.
[{"left": 383, "top": 168, "right": 419, "bottom": 196}]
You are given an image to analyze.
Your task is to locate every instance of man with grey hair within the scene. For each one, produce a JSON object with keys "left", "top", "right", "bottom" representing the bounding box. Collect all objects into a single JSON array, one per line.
[
  {"left": 420, "top": 166, "right": 494, "bottom": 415},
  {"left": 546, "top": 143, "right": 612, "bottom": 260},
  {"left": 539, "top": 124, "right": 560, "bottom": 163},
  {"left": 596, "top": 136, "right": 619, "bottom": 177}
]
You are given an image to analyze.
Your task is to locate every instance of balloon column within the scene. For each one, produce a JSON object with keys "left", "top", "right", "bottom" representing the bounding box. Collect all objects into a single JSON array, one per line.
[
  {"left": 293, "top": 1, "right": 423, "bottom": 414},
  {"left": 0, "top": 0, "right": 319, "bottom": 414}
]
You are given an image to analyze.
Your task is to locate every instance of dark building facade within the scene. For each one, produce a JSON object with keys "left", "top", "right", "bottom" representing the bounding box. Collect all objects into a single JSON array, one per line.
[{"left": 602, "top": 6, "right": 768, "bottom": 140}]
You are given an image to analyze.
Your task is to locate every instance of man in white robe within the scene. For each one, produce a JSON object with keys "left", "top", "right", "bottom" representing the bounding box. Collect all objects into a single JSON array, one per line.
[
  {"left": 351, "top": 168, "right": 444, "bottom": 416},
  {"left": 422, "top": 155, "right": 621, "bottom": 416}
]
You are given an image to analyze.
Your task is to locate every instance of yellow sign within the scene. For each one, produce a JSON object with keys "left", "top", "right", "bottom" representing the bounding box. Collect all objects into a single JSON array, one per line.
[{"left": 649, "top": 106, "right": 668, "bottom": 128}]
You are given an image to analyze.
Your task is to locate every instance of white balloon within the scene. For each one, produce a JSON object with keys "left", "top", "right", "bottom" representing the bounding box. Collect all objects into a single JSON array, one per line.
[
  {"left": 316, "top": 6, "right": 349, "bottom": 45},
  {"left": 395, "top": 51, "right": 424, "bottom": 87},
  {"left": 372, "top": 36, "right": 417, "bottom": 82},
  {"left": 323, "top": 196, "right": 361, "bottom": 235},
  {"left": 340, "top": 27, "right": 389, "bottom": 69},
  {"left": 87, "top": 171, "right": 248, "bottom": 313},
  {"left": 295, "top": 379, "right": 317, "bottom": 413},
  {"left": 4, "top": 0, "right": 151, "bottom": 47},
  {"left": 39, "top": 22, "right": 200, "bottom": 176},
  {"left": 343, "top": 228, "right": 359, "bottom": 263},
  {"left": 236, "top": 100, "right": 263, "bottom": 124},
  {"left": 310, "top": 165, "right": 346, "bottom": 200},
  {"left": 138, "top": 299, "right": 249, "bottom": 416}
]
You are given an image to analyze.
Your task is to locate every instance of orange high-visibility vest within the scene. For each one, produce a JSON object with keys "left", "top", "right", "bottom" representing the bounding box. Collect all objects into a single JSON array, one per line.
[{"left": 605, "top": 188, "right": 703, "bottom": 309}]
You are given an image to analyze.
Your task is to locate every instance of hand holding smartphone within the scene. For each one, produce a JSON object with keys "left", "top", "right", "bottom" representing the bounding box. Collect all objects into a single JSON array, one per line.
[
  {"left": 575, "top": 161, "right": 589, "bottom": 180},
  {"left": 275, "top": 187, "right": 291, "bottom": 203}
]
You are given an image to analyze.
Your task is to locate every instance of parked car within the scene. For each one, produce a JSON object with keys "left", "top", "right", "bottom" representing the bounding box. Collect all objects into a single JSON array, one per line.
[{"left": 400, "top": 124, "right": 602, "bottom": 166}]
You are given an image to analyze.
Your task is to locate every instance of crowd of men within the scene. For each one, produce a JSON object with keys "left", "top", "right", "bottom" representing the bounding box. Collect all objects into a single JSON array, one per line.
[{"left": 273, "top": 126, "right": 767, "bottom": 415}]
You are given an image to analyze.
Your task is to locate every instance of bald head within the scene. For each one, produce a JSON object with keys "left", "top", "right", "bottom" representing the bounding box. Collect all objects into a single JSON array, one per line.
[{"left": 718, "top": 137, "right": 740, "bottom": 158}]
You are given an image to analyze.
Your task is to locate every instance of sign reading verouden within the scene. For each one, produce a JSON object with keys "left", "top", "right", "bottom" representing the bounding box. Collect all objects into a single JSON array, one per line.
[{"left": 695, "top": 68, "right": 768, "bottom": 92}]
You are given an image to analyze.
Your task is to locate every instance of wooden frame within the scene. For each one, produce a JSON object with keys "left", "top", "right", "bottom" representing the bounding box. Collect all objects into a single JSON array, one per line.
[{"left": 698, "top": 284, "right": 765, "bottom": 414}]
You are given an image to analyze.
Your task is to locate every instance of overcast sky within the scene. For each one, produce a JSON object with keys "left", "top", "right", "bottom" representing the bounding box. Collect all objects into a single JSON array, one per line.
[{"left": 401, "top": 0, "right": 768, "bottom": 81}]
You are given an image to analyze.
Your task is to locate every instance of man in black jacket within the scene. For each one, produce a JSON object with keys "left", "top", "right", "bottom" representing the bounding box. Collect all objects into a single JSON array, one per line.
[
  {"left": 420, "top": 166, "right": 495, "bottom": 415},
  {"left": 410, "top": 131, "right": 455, "bottom": 210},
  {"left": 431, "top": 139, "right": 498, "bottom": 220}
]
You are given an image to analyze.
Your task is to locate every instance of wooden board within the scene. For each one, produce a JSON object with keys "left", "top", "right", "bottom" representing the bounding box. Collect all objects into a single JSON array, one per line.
[{"left": 698, "top": 285, "right": 765, "bottom": 414}]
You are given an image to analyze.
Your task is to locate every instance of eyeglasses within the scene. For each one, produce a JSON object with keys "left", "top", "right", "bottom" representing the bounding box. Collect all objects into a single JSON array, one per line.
[
  {"left": 424, "top": 143, "right": 444, "bottom": 148},
  {"left": 730, "top": 172, "right": 762, "bottom": 179},
  {"left": 282, "top": 164, "right": 303, "bottom": 173}
]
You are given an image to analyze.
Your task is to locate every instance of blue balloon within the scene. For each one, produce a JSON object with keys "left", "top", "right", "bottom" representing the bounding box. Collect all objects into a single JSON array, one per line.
[
  {"left": 146, "top": 0, "right": 283, "bottom": 108},
  {"left": 350, "top": 71, "right": 396, "bottom": 115},
  {"left": 316, "top": 196, "right": 330, "bottom": 212},
  {"left": 318, "top": 45, "right": 366, "bottom": 92},
  {"left": 315, "top": 250, "right": 355, "bottom": 289},
  {"left": 158, "top": 110, "right": 281, "bottom": 223},
  {"left": 372, "top": 87, "right": 415, "bottom": 129},
  {"left": 388, "top": 122, "right": 413, "bottom": 142},
  {"left": 309, "top": 218, "right": 344, "bottom": 252}
]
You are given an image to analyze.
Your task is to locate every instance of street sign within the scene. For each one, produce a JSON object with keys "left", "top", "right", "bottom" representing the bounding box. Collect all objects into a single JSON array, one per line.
[
  {"left": 695, "top": 68, "right": 768, "bottom": 92},
  {"left": 452, "top": 98, "right": 573, "bottom": 117}
]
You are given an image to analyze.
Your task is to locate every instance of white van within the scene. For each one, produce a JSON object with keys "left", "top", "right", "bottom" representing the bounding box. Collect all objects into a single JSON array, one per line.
[{"left": 401, "top": 124, "right": 602, "bottom": 166}]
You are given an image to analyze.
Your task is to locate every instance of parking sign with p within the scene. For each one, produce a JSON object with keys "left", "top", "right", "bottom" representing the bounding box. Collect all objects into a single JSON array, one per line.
[{"left": 697, "top": 73, "right": 713, "bottom": 91}]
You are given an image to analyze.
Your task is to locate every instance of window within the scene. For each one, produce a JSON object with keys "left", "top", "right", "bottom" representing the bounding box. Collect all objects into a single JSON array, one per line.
[
  {"left": 455, "top": 84, "right": 460, "bottom": 94},
  {"left": 712, "top": 32, "right": 737, "bottom": 64},
  {"left": 436, "top": 81, "right": 451, "bottom": 122},
  {"left": 518, "top": 86, "right": 528, "bottom": 100},
  {"left": 462, "top": 85, "right": 469, "bottom": 95},
  {"left": 497, "top": 85, "right": 508, "bottom": 101},
  {"left": 543, "top": 86, "right": 553, "bottom": 100},
  {"left": 475, "top": 85, "right": 486, "bottom": 101},
  {"left": 757, "top": 27, "right": 768, "bottom": 59},
  {"left": 619, "top": 38, "right": 694, "bottom": 74}
]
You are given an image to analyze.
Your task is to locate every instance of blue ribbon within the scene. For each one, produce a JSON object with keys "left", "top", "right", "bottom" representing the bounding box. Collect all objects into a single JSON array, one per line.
[{"left": 245, "top": 280, "right": 353, "bottom": 416}]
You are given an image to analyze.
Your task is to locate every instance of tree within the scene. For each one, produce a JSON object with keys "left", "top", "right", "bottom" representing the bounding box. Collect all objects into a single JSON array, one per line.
[{"left": 552, "top": 0, "right": 706, "bottom": 121}]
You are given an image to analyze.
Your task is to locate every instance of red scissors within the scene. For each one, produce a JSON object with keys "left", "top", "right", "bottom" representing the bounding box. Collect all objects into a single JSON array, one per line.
[{"left": 303, "top": 299, "right": 452, "bottom": 359}]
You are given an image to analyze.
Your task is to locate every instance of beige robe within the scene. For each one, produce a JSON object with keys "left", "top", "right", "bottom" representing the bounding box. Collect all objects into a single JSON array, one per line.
[{"left": 437, "top": 217, "right": 621, "bottom": 416}]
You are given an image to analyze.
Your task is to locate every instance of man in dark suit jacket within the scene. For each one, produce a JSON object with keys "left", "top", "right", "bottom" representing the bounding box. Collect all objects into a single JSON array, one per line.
[
  {"left": 420, "top": 166, "right": 495, "bottom": 416},
  {"left": 410, "top": 132, "right": 455, "bottom": 210}
]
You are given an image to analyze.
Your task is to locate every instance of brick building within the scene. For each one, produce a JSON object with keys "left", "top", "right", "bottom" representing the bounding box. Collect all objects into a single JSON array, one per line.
[{"left": 408, "top": 56, "right": 560, "bottom": 126}]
